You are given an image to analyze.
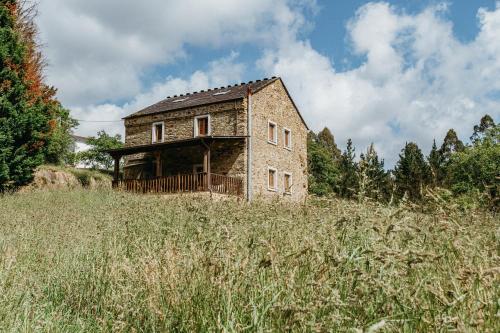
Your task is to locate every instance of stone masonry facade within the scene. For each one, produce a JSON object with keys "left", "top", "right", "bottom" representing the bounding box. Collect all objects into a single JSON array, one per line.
[{"left": 122, "top": 78, "right": 308, "bottom": 202}]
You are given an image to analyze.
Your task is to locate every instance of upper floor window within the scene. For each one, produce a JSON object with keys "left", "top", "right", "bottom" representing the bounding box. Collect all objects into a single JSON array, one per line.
[
  {"left": 152, "top": 122, "right": 164, "bottom": 143},
  {"left": 284, "top": 172, "right": 292, "bottom": 194},
  {"left": 268, "top": 120, "right": 277, "bottom": 145},
  {"left": 268, "top": 167, "right": 277, "bottom": 191},
  {"left": 194, "top": 115, "right": 211, "bottom": 137},
  {"left": 283, "top": 128, "right": 292, "bottom": 150}
]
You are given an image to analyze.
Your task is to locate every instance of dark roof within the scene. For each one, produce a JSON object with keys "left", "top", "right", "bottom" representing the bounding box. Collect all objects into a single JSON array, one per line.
[
  {"left": 124, "top": 77, "right": 279, "bottom": 119},
  {"left": 106, "top": 136, "right": 247, "bottom": 157},
  {"left": 71, "top": 134, "right": 89, "bottom": 143}
]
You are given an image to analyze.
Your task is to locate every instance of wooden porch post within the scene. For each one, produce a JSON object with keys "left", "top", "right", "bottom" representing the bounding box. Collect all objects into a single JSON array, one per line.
[
  {"left": 154, "top": 151, "right": 162, "bottom": 178},
  {"left": 203, "top": 145, "right": 211, "bottom": 191},
  {"left": 113, "top": 155, "right": 121, "bottom": 185}
]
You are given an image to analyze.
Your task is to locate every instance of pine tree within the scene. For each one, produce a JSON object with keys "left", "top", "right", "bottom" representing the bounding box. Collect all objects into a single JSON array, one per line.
[
  {"left": 317, "top": 127, "right": 341, "bottom": 161},
  {"left": 357, "top": 143, "right": 389, "bottom": 201},
  {"left": 338, "top": 138, "right": 358, "bottom": 198},
  {"left": 0, "top": 1, "right": 50, "bottom": 190},
  {"left": 393, "top": 142, "right": 429, "bottom": 201},
  {"left": 427, "top": 139, "right": 442, "bottom": 187}
]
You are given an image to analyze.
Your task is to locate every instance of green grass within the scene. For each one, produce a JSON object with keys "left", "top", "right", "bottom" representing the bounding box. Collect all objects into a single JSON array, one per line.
[{"left": 0, "top": 190, "right": 498, "bottom": 332}]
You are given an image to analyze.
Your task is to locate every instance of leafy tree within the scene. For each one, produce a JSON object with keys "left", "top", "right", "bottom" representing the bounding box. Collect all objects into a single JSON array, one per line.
[
  {"left": 357, "top": 143, "right": 390, "bottom": 201},
  {"left": 470, "top": 114, "right": 495, "bottom": 144},
  {"left": 0, "top": 0, "right": 51, "bottom": 190},
  {"left": 393, "top": 142, "right": 429, "bottom": 201},
  {"left": 77, "top": 131, "right": 123, "bottom": 169},
  {"left": 317, "top": 127, "right": 341, "bottom": 161},
  {"left": 338, "top": 139, "right": 358, "bottom": 198},
  {"left": 44, "top": 106, "right": 79, "bottom": 164},
  {"left": 307, "top": 132, "right": 339, "bottom": 195},
  {"left": 448, "top": 124, "right": 499, "bottom": 207}
]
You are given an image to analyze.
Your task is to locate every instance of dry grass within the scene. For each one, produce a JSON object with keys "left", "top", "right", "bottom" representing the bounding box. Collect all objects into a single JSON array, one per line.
[{"left": 0, "top": 189, "right": 498, "bottom": 332}]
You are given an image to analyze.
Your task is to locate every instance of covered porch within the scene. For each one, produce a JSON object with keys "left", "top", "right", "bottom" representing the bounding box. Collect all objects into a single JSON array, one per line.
[{"left": 106, "top": 136, "right": 246, "bottom": 197}]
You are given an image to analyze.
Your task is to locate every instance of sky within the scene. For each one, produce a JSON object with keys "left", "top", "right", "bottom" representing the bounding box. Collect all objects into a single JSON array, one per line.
[{"left": 35, "top": 0, "right": 500, "bottom": 167}]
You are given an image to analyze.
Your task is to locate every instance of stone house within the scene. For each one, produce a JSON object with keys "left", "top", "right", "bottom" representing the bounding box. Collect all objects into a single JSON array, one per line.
[{"left": 106, "top": 77, "right": 309, "bottom": 201}]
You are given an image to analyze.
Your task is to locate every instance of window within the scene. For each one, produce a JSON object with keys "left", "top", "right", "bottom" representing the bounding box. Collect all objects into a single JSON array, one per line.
[
  {"left": 284, "top": 172, "right": 292, "bottom": 194},
  {"left": 268, "top": 120, "right": 277, "bottom": 144},
  {"left": 267, "top": 167, "right": 277, "bottom": 191},
  {"left": 283, "top": 128, "right": 292, "bottom": 150},
  {"left": 152, "top": 122, "right": 164, "bottom": 143},
  {"left": 194, "top": 115, "right": 210, "bottom": 137}
]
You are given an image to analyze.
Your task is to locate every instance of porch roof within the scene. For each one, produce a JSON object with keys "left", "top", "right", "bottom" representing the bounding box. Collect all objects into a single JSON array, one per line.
[{"left": 105, "top": 135, "right": 247, "bottom": 158}]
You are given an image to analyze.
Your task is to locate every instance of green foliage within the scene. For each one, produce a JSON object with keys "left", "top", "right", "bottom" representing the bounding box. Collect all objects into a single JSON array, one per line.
[
  {"left": 337, "top": 138, "right": 358, "bottom": 198},
  {"left": 393, "top": 142, "right": 429, "bottom": 201},
  {"left": 316, "top": 127, "right": 341, "bottom": 160},
  {"left": 0, "top": 1, "right": 50, "bottom": 190},
  {"left": 0, "top": 190, "right": 497, "bottom": 331},
  {"left": 447, "top": 125, "right": 499, "bottom": 209},
  {"left": 307, "top": 132, "right": 339, "bottom": 195},
  {"left": 357, "top": 144, "right": 390, "bottom": 201},
  {"left": 44, "top": 105, "right": 79, "bottom": 165},
  {"left": 77, "top": 130, "right": 123, "bottom": 170},
  {"left": 427, "top": 139, "right": 442, "bottom": 187}
]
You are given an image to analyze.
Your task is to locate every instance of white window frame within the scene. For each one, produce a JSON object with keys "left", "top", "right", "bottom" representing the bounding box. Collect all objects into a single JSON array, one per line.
[
  {"left": 151, "top": 121, "right": 165, "bottom": 143},
  {"left": 283, "top": 127, "right": 292, "bottom": 150},
  {"left": 267, "top": 120, "right": 278, "bottom": 145},
  {"left": 194, "top": 114, "right": 211, "bottom": 137},
  {"left": 283, "top": 172, "right": 293, "bottom": 194},
  {"left": 267, "top": 166, "right": 277, "bottom": 192}
]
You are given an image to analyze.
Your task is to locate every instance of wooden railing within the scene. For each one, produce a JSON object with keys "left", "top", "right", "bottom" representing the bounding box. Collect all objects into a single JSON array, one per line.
[{"left": 112, "top": 173, "right": 243, "bottom": 196}]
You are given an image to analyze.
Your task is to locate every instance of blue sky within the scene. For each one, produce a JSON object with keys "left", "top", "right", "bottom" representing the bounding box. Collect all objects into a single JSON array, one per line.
[{"left": 36, "top": 0, "right": 500, "bottom": 166}]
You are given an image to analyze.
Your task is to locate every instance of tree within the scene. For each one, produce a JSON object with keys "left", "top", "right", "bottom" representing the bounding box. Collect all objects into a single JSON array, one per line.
[
  {"left": 357, "top": 143, "right": 390, "bottom": 201},
  {"left": 393, "top": 142, "right": 429, "bottom": 201},
  {"left": 317, "top": 127, "right": 341, "bottom": 161},
  {"left": 338, "top": 139, "right": 358, "bottom": 198},
  {"left": 470, "top": 114, "right": 495, "bottom": 144},
  {"left": 0, "top": 0, "right": 51, "bottom": 190},
  {"left": 448, "top": 124, "right": 499, "bottom": 206},
  {"left": 77, "top": 131, "right": 123, "bottom": 169},
  {"left": 307, "top": 131, "right": 339, "bottom": 195},
  {"left": 427, "top": 139, "right": 442, "bottom": 187},
  {"left": 13, "top": 0, "right": 77, "bottom": 166}
]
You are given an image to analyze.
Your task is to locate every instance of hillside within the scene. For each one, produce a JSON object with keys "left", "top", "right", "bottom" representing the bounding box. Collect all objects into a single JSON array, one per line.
[{"left": 0, "top": 190, "right": 498, "bottom": 332}]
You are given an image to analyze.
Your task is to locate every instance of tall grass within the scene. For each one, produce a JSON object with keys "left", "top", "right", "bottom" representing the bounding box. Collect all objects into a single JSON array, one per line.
[{"left": 0, "top": 190, "right": 498, "bottom": 332}]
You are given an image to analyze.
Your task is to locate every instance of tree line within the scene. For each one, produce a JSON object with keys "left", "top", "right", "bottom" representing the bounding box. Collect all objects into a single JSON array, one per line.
[{"left": 308, "top": 115, "right": 499, "bottom": 209}]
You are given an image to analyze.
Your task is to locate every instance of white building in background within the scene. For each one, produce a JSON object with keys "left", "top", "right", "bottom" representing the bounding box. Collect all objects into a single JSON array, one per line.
[{"left": 71, "top": 135, "right": 91, "bottom": 168}]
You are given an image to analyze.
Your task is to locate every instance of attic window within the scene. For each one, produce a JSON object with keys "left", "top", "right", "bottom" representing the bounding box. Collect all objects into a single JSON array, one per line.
[
  {"left": 213, "top": 90, "right": 231, "bottom": 96},
  {"left": 152, "top": 122, "right": 164, "bottom": 143},
  {"left": 172, "top": 97, "right": 189, "bottom": 103}
]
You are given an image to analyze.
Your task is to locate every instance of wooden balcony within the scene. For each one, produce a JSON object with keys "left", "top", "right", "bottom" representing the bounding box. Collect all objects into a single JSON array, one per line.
[{"left": 112, "top": 173, "right": 243, "bottom": 197}]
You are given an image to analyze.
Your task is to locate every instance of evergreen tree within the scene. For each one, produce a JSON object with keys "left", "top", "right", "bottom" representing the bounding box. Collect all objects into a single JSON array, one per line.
[
  {"left": 0, "top": 0, "right": 51, "bottom": 190},
  {"left": 439, "top": 129, "right": 465, "bottom": 186},
  {"left": 427, "top": 139, "right": 442, "bottom": 187},
  {"left": 338, "top": 139, "right": 358, "bottom": 198},
  {"left": 393, "top": 142, "right": 429, "bottom": 201},
  {"left": 357, "top": 143, "right": 389, "bottom": 201},
  {"left": 317, "top": 127, "right": 341, "bottom": 160},
  {"left": 307, "top": 131, "right": 339, "bottom": 195}
]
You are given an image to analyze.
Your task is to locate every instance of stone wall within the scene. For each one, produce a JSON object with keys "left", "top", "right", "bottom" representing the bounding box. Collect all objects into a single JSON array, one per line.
[
  {"left": 121, "top": 79, "right": 308, "bottom": 202},
  {"left": 249, "top": 79, "right": 308, "bottom": 202},
  {"left": 123, "top": 100, "right": 248, "bottom": 184}
]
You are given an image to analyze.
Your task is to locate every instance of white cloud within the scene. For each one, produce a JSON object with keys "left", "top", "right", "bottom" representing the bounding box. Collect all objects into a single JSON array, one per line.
[
  {"left": 37, "top": 1, "right": 500, "bottom": 167},
  {"left": 37, "top": 0, "right": 311, "bottom": 105},
  {"left": 72, "top": 53, "right": 246, "bottom": 137},
  {"left": 258, "top": 2, "right": 500, "bottom": 166}
]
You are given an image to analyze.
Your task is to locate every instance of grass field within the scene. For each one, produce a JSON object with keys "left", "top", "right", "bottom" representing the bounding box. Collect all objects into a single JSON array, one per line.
[{"left": 0, "top": 189, "right": 498, "bottom": 332}]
